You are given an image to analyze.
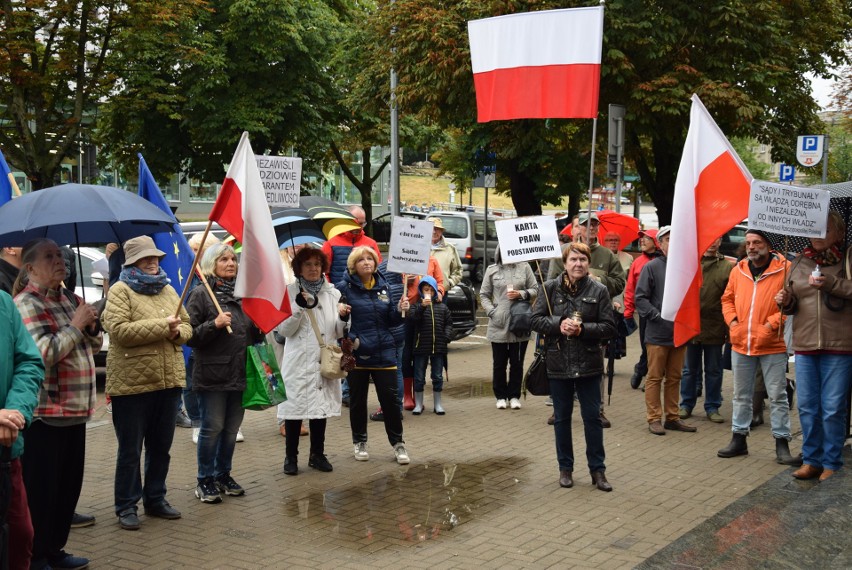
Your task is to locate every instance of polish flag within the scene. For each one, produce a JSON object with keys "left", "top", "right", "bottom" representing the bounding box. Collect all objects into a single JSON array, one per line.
[
  {"left": 468, "top": 7, "right": 603, "bottom": 122},
  {"left": 662, "top": 95, "right": 752, "bottom": 346},
  {"left": 209, "top": 132, "right": 291, "bottom": 333}
]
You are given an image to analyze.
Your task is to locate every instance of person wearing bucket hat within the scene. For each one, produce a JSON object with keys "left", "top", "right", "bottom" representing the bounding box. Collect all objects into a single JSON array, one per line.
[
  {"left": 102, "top": 235, "right": 193, "bottom": 530},
  {"left": 624, "top": 229, "right": 660, "bottom": 389},
  {"left": 428, "top": 217, "right": 463, "bottom": 290}
]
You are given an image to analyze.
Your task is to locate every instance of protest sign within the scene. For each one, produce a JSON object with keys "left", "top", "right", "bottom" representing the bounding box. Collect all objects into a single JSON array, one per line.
[
  {"left": 495, "top": 215, "right": 561, "bottom": 264},
  {"left": 748, "top": 180, "right": 830, "bottom": 239},
  {"left": 387, "top": 216, "right": 432, "bottom": 276},
  {"left": 255, "top": 155, "right": 302, "bottom": 207}
]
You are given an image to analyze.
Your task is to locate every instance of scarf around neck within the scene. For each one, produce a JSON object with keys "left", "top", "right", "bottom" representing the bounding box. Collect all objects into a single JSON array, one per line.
[
  {"left": 299, "top": 275, "right": 325, "bottom": 297},
  {"left": 803, "top": 245, "right": 842, "bottom": 267},
  {"left": 213, "top": 277, "right": 236, "bottom": 297},
  {"left": 120, "top": 266, "right": 170, "bottom": 295}
]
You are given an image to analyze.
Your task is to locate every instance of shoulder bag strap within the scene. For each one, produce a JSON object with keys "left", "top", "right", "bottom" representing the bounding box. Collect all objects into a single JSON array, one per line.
[{"left": 306, "top": 309, "right": 327, "bottom": 348}]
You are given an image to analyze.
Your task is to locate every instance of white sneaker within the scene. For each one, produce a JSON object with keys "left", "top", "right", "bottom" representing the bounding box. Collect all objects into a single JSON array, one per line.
[
  {"left": 353, "top": 442, "right": 369, "bottom": 461},
  {"left": 509, "top": 398, "right": 522, "bottom": 410},
  {"left": 192, "top": 427, "right": 200, "bottom": 444},
  {"left": 496, "top": 399, "right": 507, "bottom": 409},
  {"left": 236, "top": 428, "right": 245, "bottom": 442},
  {"left": 394, "top": 443, "right": 410, "bottom": 465}
]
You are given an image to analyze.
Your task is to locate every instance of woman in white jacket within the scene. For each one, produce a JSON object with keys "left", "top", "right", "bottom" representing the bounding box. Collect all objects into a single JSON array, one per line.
[{"left": 276, "top": 248, "right": 349, "bottom": 475}]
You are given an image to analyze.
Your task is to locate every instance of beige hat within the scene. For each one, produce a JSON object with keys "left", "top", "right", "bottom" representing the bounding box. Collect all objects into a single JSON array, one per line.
[
  {"left": 428, "top": 217, "right": 445, "bottom": 231},
  {"left": 123, "top": 235, "right": 166, "bottom": 266}
]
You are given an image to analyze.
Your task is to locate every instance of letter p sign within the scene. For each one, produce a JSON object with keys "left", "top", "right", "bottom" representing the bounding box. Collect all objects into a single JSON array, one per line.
[
  {"left": 796, "top": 135, "right": 824, "bottom": 167},
  {"left": 779, "top": 163, "right": 795, "bottom": 182}
]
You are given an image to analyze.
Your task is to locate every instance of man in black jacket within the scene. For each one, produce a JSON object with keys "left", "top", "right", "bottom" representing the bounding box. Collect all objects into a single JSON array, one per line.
[{"left": 635, "top": 226, "right": 698, "bottom": 436}]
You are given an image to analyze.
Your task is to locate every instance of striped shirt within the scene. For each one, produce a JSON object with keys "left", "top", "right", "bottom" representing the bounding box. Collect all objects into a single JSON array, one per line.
[{"left": 14, "top": 283, "right": 101, "bottom": 418}]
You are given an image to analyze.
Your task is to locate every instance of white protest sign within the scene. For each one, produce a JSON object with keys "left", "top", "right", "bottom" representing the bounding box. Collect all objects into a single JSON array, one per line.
[
  {"left": 495, "top": 215, "right": 561, "bottom": 264},
  {"left": 387, "top": 216, "right": 432, "bottom": 276},
  {"left": 255, "top": 155, "right": 302, "bottom": 207},
  {"left": 748, "top": 180, "right": 830, "bottom": 239}
]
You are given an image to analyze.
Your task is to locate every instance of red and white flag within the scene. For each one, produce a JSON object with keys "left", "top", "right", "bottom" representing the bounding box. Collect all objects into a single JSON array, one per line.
[
  {"left": 209, "top": 132, "right": 291, "bottom": 333},
  {"left": 662, "top": 95, "right": 753, "bottom": 346},
  {"left": 467, "top": 7, "right": 604, "bottom": 122}
]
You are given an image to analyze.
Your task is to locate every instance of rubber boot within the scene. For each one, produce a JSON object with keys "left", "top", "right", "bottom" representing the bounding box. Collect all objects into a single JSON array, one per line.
[
  {"left": 750, "top": 393, "right": 765, "bottom": 427},
  {"left": 717, "top": 433, "right": 749, "bottom": 458},
  {"left": 412, "top": 392, "right": 425, "bottom": 415},
  {"left": 403, "top": 377, "right": 416, "bottom": 411},
  {"left": 775, "top": 437, "right": 803, "bottom": 466},
  {"left": 433, "top": 392, "right": 445, "bottom": 415}
]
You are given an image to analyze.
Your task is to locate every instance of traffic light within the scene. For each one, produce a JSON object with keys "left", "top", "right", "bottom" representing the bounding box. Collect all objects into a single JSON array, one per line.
[{"left": 607, "top": 154, "right": 619, "bottom": 178}]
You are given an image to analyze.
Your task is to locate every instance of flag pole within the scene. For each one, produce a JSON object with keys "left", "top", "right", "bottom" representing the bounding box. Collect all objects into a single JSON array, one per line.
[
  {"left": 586, "top": 116, "right": 599, "bottom": 230},
  {"left": 174, "top": 220, "right": 232, "bottom": 333}
]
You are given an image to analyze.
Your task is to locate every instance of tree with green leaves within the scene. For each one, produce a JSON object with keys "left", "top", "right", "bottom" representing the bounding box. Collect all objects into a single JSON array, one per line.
[
  {"left": 362, "top": 0, "right": 851, "bottom": 223},
  {"left": 0, "top": 0, "right": 203, "bottom": 189}
]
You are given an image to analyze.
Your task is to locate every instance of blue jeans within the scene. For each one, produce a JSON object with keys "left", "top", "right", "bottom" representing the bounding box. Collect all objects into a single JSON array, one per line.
[
  {"left": 182, "top": 354, "right": 201, "bottom": 424},
  {"left": 197, "top": 391, "right": 245, "bottom": 481},
  {"left": 680, "top": 343, "right": 724, "bottom": 413},
  {"left": 731, "top": 351, "right": 790, "bottom": 438},
  {"left": 111, "top": 388, "right": 181, "bottom": 514},
  {"left": 795, "top": 353, "right": 852, "bottom": 470},
  {"left": 550, "top": 375, "right": 605, "bottom": 473},
  {"left": 413, "top": 354, "right": 444, "bottom": 392}
]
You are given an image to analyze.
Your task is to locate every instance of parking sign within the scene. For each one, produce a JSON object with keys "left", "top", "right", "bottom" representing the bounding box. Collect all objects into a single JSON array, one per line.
[
  {"left": 796, "top": 135, "right": 824, "bottom": 167},
  {"left": 779, "top": 163, "right": 795, "bottom": 182}
]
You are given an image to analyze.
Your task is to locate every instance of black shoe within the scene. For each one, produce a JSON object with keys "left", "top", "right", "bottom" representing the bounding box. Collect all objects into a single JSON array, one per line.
[
  {"left": 195, "top": 478, "right": 223, "bottom": 503},
  {"left": 630, "top": 372, "right": 643, "bottom": 389},
  {"left": 215, "top": 475, "right": 245, "bottom": 496},
  {"left": 70, "top": 512, "right": 96, "bottom": 528},
  {"left": 48, "top": 550, "right": 90, "bottom": 569},
  {"left": 775, "top": 438, "right": 803, "bottom": 466},
  {"left": 118, "top": 510, "right": 140, "bottom": 531},
  {"left": 370, "top": 408, "right": 385, "bottom": 421},
  {"left": 718, "top": 433, "right": 749, "bottom": 458},
  {"left": 283, "top": 457, "right": 298, "bottom": 475},
  {"left": 559, "top": 470, "right": 573, "bottom": 488},
  {"left": 600, "top": 412, "right": 612, "bottom": 429},
  {"left": 144, "top": 501, "right": 181, "bottom": 519},
  {"left": 308, "top": 453, "right": 333, "bottom": 472},
  {"left": 663, "top": 420, "right": 697, "bottom": 432}
]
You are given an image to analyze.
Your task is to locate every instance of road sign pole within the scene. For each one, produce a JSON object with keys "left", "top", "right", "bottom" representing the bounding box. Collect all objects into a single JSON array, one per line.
[{"left": 822, "top": 133, "right": 829, "bottom": 184}]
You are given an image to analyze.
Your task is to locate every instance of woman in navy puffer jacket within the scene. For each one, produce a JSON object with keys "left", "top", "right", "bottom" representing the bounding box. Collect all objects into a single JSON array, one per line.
[{"left": 336, "top": 246, "right": 411, "bottom": 465}]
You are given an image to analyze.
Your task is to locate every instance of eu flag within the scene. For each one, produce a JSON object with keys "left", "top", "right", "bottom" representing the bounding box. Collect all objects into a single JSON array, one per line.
[
  {"left": 137, "top": 153, "right": 195, "bottom": 294},
  {"left": 0, "top": 148, "right": 22, "bottom": 206}
]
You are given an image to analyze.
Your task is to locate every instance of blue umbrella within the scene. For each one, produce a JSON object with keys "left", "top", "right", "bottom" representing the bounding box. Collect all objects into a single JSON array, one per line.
[
  {"left": 0, "top": 183, "right": 177, "bottom": 246},
  {"left": 271, "top": 208, "right": 326, "bottom": 249}
]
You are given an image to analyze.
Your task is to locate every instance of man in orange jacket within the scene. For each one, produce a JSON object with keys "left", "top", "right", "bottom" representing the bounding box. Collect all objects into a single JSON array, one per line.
[{"left": 717, "top": 229, "right": 801, "bottom": 465}]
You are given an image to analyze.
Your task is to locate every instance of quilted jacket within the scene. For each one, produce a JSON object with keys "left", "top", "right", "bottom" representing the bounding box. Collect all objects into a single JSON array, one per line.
[
  {"left": 336, "top": 270, "right": 402, "bottom": 368},
  {"left": 103, "top": 281, "right": 192, "bottom": 396}
]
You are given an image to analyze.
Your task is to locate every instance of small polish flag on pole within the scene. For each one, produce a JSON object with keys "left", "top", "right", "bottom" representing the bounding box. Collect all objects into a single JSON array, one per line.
[
  {"left": 467, "top": 6, "right": 604, "bottom": 122},
  {"left": 209, "top": 132, "right": 291, "bottom": 333},
  {"left": 662, "top": 95, "right": 753, "bottom": 346}
]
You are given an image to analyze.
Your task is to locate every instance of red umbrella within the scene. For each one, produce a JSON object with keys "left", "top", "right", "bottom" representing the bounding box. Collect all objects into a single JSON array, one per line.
[{"left": 560, "top": 211, "right": 641, "bottom": 247}]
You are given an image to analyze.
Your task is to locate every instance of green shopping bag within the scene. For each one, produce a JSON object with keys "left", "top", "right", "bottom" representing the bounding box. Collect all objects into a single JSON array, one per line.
[{"left": 243, "top": 341, "right": 287, "bottom": 410}]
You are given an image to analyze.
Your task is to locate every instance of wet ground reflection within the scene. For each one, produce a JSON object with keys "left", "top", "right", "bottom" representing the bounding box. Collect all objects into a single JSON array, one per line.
[
  {"left": 443, "top": 382, "right": 495, "bottom": 399},
  {"left": 282, "top": 457, "right": 528, "bottom": 546}
]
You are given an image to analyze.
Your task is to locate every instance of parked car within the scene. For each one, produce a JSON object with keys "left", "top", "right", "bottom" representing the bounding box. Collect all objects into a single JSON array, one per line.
[
  {"left": 74, "top": 246, "right": 109, "bottom": 369},
  {"left": 621, "top": 223, "right": 748, "bottom": 259}
]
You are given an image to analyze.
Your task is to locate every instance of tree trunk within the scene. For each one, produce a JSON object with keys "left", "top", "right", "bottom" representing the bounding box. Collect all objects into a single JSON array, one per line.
[{"left": 507, "top": 164, "right": 542, "bottom": 217}]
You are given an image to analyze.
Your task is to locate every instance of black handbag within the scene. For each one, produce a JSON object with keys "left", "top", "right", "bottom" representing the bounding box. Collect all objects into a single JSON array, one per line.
[{"left": 523, "top": 351, "right": 550, "bottom": 396}]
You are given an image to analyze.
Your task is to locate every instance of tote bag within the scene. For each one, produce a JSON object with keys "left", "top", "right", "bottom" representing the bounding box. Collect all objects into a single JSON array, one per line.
[{"left": 243, "top": 341, "right": 287, "bottom": 411}]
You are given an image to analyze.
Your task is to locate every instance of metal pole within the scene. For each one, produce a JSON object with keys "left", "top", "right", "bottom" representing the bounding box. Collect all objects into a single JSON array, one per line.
[
  {"left": 822, "top": 132, "right": 829, "bottom": 184},
  {"left": 390, "top": 67, "right": 400, "bottom": 217},
  {"left": 614, "top": 116, "right": 624, "bottom": 214},
  {"left": 587, "top": 117, "right": 598, "bottom": 213}
]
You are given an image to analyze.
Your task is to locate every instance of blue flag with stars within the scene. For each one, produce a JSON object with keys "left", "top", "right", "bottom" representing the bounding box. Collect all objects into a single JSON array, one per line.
[
  {"left": 137, "top": 154, "right": 194, "bottom": 292},
  {"left": 0, "top": 147, "right": 22, "bottom": 206}
]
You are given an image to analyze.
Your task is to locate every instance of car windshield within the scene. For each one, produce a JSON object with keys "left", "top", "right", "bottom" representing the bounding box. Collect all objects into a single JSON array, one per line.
[{"left": 436, "top": 216, "right": 468, "bottom": 239}]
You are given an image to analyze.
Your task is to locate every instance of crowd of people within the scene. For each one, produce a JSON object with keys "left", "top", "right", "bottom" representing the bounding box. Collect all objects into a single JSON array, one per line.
[{"left": 1, "top": 205, "right": 850, "bottom": 569}]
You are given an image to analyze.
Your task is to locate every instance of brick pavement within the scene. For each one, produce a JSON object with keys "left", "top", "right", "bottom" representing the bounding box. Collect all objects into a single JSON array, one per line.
[{"left": 68, "top": 329, "right": 800, "bottom": 569}]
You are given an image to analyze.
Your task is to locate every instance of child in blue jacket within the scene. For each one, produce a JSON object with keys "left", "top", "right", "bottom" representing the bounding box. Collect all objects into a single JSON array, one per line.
[{"left": 409, "top": 276, "right": 453, "bottom": 415}]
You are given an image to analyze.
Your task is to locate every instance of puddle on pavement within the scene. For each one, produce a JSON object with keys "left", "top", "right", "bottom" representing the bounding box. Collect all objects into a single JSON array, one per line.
[
  {"left": 282, "top": 457, "right": 528, "bottom": 546},
  {"left": 442, "top": 382, "right": 495, "bottom": 399}
]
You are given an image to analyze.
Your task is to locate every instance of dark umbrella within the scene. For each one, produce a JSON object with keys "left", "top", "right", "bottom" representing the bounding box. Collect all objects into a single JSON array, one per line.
[
  {"left": 0, "top": 183, "right": 176, "bottom": 301},
  {"left": 271, "top": 208, "right": 327, "bottom": 249},
  {"left": 0, "top": 183, "right": 176, "bottom": 245}
]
